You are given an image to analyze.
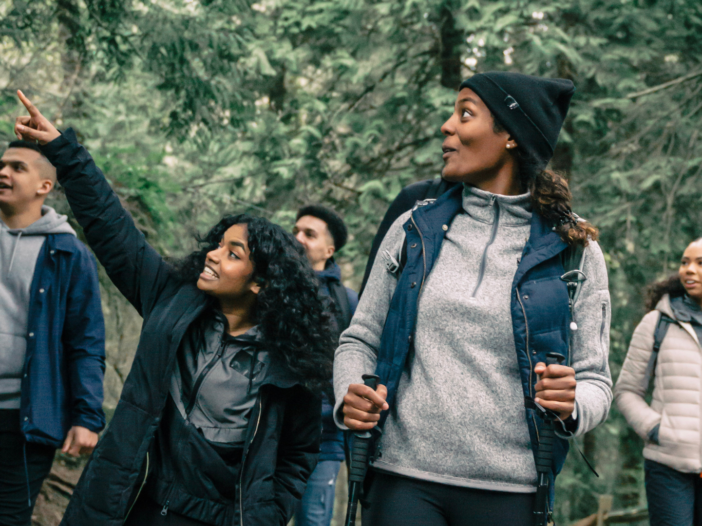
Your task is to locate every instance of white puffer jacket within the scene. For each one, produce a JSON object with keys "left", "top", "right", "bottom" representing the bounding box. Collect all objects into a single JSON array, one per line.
[{"left": 614, "top": 294, "right": 702, "bottom": 473}]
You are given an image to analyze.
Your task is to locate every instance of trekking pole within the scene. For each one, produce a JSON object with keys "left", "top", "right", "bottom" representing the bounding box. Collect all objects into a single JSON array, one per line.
[
  {"left": 344, "top": 373, "right": 380, "bottom": 526},
  {"left": 533, "top": 352, "right": 565, "bottom": 526}
]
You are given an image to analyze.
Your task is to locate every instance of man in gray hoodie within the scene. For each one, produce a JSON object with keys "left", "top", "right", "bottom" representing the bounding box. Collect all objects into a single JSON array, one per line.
[{"left": 0, "top": 140, "right": 106, "bottom": 526}]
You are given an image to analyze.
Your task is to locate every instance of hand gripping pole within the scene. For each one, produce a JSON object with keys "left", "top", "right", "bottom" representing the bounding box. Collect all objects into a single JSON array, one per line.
[
  {"left": 344, "top": 374, "right": 379, "bottom": 526},
  {"left": 533, "top": 353, "right": 564, "bottom": 526}
]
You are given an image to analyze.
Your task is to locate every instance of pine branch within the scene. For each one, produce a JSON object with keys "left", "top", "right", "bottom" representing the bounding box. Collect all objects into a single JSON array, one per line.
[{"left": 627, "top": 70, "right": 702, "bottom": 99}]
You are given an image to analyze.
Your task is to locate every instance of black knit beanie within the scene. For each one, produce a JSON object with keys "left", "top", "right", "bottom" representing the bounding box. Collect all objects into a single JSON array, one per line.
[{"left": 459, "top": 72, "right": 575, "bottom": 171}]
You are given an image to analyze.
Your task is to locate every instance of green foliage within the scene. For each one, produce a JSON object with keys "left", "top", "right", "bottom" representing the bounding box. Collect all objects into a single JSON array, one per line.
[{"left": 1, "top": 0, "right": 701, "bottom": 522}]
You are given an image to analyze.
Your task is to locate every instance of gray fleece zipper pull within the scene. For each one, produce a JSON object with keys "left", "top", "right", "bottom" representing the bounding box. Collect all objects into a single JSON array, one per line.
[{"left": 7, "top": 231, "right": 22, "bottom": 276}]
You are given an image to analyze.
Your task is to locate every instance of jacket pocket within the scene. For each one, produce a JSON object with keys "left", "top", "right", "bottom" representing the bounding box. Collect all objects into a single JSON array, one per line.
[
  {"left": 245, "top": 500, "right": 285, "bottom": 526},
  {"left": 657, "top": 407, "right": 674, "bottom": 445},
  {"left": 98, "top": 399, "right": 152, "bottom": 465},
  {"left": 599, "top": 301, "right": 609, "bottom": 372}
]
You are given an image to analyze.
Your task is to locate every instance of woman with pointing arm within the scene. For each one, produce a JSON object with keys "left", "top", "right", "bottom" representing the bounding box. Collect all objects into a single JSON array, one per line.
[{"left": 15, "top": 91, "right": 336, "bottom": 526}]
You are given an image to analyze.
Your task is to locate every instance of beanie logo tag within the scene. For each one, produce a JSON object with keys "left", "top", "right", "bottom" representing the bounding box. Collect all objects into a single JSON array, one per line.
[{"left": 504, "top": 95, "right": 520, "bottom": 110}]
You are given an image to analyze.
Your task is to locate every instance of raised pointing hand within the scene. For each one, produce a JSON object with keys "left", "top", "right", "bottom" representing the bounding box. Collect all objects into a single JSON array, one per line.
[{"left": 14, "top": 90, "right": 61, "bottom": 145}]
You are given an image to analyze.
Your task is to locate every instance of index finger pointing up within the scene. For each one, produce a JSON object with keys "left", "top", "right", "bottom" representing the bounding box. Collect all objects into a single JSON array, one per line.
[{"left": 17, "top": 90, "right": 40, "bottom": 117}]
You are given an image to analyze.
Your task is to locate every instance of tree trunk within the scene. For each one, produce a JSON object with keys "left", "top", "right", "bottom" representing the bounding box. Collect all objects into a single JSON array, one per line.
[{"left": 439, "top": 0, "right": 463, "bottom": 90}]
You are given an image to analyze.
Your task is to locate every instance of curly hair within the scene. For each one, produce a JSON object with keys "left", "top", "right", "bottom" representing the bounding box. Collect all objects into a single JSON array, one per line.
[
  {"left": 493, "top": 118, "right": 599, "bottom": 247},
  {"left": 173, "top": 214, "right": 336, "bottom": 394},
  {"left": 645, "top": 274, "right": 685, "bottom": 312}
]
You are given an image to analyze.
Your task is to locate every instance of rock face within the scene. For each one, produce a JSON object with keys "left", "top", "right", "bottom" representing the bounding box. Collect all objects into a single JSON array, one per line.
[
  {"left": 31, "top": 460, "right": 83, "bottom": 526},
  {"left": 99, "top": 273, "right": 143, "bottom": 422}
]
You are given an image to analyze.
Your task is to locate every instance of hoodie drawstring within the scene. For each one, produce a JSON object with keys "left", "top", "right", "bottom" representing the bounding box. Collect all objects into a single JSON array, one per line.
[{"left": 7, "top": 231, "right": 22, "bottom": 276}]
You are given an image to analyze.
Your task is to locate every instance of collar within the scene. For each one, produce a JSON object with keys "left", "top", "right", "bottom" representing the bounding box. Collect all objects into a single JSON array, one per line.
[
  {"left": 316, "top": 260, "right": 342, "bottom": 283},
  {"left": 670, "top": 294, "right": 702, "bottom": 326},
  {"left": 411, "top": 184, "right": 567, "bottom": 285},
  {"left": 462, "top": 184, "right": 532, "bottom": 226}
]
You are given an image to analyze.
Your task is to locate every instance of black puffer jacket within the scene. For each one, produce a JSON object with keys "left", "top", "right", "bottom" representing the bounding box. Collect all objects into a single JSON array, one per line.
[{"left": 42, "top": 130, "right": 321, "bottom": 526}]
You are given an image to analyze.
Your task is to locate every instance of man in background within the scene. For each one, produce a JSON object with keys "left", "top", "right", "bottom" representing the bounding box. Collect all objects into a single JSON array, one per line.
[
  {"left": 0, "top": 141, "right": 106, "bottom": 526},
  {"left": 293, "top": 205, "right": 358, "bottom": 526}
]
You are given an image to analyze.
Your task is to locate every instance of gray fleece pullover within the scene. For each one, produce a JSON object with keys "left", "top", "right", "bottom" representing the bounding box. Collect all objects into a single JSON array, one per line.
[
  {"left": 334, "top": 185, "right": 612, "bottom": 492},
  {"left": 0, "top": 206, "right": 76, "bottom": 408}
]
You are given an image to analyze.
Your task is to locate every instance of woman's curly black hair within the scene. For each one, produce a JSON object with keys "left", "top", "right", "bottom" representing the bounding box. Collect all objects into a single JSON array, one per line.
[
  {"left": 173, "top": 213, "right": 336, "bottom": 394},
  {"left": 645, "top": 274, "right": 685, "bottom": 312}
]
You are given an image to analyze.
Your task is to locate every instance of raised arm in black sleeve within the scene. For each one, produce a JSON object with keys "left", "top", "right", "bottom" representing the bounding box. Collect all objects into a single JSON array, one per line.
[{"left": 41, "top": 129, "right": 174, "bottom": 318}]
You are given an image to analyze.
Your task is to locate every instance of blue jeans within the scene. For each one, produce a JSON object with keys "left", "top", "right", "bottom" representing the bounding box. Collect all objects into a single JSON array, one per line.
[
  {"left": 294, "top": 460, "right": 342, "bottom": 526},
  {"left": 645, "top": 459, "right": 702, "bottom": 526}
]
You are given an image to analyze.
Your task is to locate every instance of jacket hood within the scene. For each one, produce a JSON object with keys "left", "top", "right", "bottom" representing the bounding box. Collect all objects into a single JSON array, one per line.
[
  {"left": 655, "top": 294, "right": 675, "bottom": 319},
  {"left": 1, "top": 205, "right": 76, "bottom": 276},
  {"left": 662, "top": 293, "right": 702, "bottom": 326},
  {"left": 6, "top": 206, "right": 76, "bottom": 237},
  {"left": 654, "top": 293, "right": 702, "bottom": 322},
  {"left": 316, "top": 260, "right": 342, "bottom": 283}
]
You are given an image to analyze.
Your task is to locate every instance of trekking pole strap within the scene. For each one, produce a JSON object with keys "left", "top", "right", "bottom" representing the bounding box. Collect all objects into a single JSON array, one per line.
[{"left": 534, "top": 424, "right": 556, "bottom": 473}]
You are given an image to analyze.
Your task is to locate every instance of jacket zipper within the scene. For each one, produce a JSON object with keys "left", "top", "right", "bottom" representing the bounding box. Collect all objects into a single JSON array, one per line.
[
  {"left": 185, "top": 338, "right": 227, "bottom": 416},
  {"left": 123, "top": 452, "right": 149, "bottom": 523},
  {"left": 239, "top": 394, "right": 263, "bottom": 526},
  {"left": 517, "top": 288, "right": 539, "bottom": 442},
  {"left": 599, "top": 302, "right": 607, "bottom": 358},
  {"left": 161, "top": 500, "right": 169, "bottom": 516},
  {"left": 410, "top": 214, "right": 427, "bottom": 293},
  {"left": 667, "top": 319, "right": 702, "bottom": 471},
  {"left": 472, "top": 196, "right": 500, "bottom": 297}
]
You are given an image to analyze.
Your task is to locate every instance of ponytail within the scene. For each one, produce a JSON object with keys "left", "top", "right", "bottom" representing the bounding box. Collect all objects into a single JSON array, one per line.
[
  {"left": 528, "top": 167, "right": 599, "bottom": 247},
  {"left": 492, "top": 116, "right": 598, "bottom": 247}
]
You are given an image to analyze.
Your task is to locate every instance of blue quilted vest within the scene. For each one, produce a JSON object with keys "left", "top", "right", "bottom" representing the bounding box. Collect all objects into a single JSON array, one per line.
[{"left": 374, "top": 185, "right": 572, "bottom": 495}]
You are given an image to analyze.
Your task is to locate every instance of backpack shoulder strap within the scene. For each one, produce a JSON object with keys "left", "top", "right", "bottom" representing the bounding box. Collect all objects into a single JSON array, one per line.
[
  {"left": 561, "top": 244, "right": 586, "bottom": 286},
  {"left": 653, "top": 312, "right": 674, "bottom": 354},
  {"left": 560, "top": 244, "right": 587, "bottom": 321},
  {"left": 328, "top": 280, "right": 353, "bottom": 333}
]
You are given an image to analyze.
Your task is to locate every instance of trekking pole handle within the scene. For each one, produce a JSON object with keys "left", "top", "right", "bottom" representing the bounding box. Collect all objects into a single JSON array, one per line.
[
  {"left": 362, "top": 374, "right": 379, "bottom": 391},
  {"left": 538, "top": 353, "right": 565, "bottom": 384},
  {"left": 546, "top": 353, "right": 565, "bottom": 366},
  {"left": 344, "top": 374, "right": 381, "bottom": 526}
]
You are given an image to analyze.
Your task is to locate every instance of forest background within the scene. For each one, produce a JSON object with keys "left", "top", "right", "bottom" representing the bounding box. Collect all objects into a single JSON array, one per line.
[{"left": 1, "top": 0, "right": 701, "bottom": 524}]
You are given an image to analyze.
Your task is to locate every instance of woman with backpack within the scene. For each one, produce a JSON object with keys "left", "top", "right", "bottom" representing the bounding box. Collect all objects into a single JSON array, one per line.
[
  {"left": 334, "top": 72, "right": 613, "bottom": 525},
  {"left": 615, "top": 238, "right": 702, "bottom": 526},
  {"left": 14, "top": 91, "right": 336, "bottom": 526}
]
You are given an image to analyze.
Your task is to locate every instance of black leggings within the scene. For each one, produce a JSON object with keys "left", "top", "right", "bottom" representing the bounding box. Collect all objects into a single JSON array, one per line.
[{"left": 362, "top": 471, "right": 534, "bottom": 526}]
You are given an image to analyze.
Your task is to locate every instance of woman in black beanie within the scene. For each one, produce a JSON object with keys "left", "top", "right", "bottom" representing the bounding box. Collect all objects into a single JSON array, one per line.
[{"left": 334, "top": 72, "right": 613, "bottom": 526}]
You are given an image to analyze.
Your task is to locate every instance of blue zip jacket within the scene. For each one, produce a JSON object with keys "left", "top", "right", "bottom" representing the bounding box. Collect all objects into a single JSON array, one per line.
[
  {"left": 375, "top": 185, "right": 571, "bottom": 495},
  {"left": 21, "top": 233, "right": 106, "bottom": 447}
]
